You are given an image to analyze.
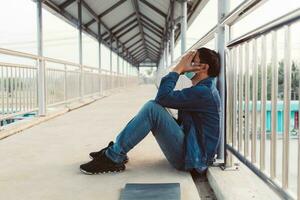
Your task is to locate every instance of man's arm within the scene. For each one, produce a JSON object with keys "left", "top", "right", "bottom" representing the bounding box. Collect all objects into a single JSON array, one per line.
[{"left": 154, "top": 72, "right": 209, "bottom": 110}]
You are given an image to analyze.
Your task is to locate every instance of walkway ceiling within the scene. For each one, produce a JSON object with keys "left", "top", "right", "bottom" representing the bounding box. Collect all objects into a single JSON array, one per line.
[{"left": 43, "top": 0, "right": 202, "bottom": 67}]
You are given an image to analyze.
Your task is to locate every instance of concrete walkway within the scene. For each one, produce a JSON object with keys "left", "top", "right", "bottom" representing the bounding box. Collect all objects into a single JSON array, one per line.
[{"left": 0, "top": 84, "right": 201, "bottom": 200}]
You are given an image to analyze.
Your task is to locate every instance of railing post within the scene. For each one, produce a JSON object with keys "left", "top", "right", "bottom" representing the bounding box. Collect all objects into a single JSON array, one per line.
[
  {"left": 78, "top": 0, "right": 83, "bottom": 99},
  {"left": 36, "top": 0, "right": 46, "bottom": 116},
  {"left": 165, "top": 40, "right": 169, "bottom": 68},
  {"left": 170, "top": 22, "right": 175, "bottom": 65},
  {"left": 98, "top": 22, "right": 102, "bottom": 95},
  {"left": 64, "top": 64, "right": 67, "bottom": 103},
  {"left": 216, "top": 0, "right": 229, "bottom": 162},
  {"left": 110, "top": 36, "right": 113, "bottom": 89},
  {"left": 180, "top": 0, "right": 187, "bottom": 55}
]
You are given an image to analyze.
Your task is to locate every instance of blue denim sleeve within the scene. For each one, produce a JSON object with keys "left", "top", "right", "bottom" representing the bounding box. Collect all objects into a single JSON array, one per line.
[{"left": 154, "top": 72, "right": 210, "bottom": 110}]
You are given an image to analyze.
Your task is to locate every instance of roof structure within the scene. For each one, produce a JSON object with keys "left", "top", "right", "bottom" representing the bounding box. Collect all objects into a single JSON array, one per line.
[{"left": 43, "top": 0, "right": 203, "bottom": 67}]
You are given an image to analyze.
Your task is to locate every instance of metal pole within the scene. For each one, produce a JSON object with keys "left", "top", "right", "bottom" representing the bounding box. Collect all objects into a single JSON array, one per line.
[
  {"left": 180, "top": 0, "right": 187, "bottom": 55},
  {"left": 78, "top": 0, "right": 83, "bottom": 98},
  {"left": 216, "top": 0, "right": 229, "bottom": 160},
  {"left": 110, "top": 37, "right": 113, "bottom": 74},
  {"left": 117, "top": 41, "right": 120, "bottom": 75},
  {"left": 98, "top": 22, "right": 102, "bottom": 95},
  {"left": 165, "top": 40, "right": 169, "bottom": 68},
  {"left": 162, "top": 44, "right": 165, "bottom": 68},
  {"left": 170, "top": 24, "right": 175, "bottom": 65},
  {"left": 270, "top": 30, "right": 278, "bottom": 179},
  {"left": 36, "top": 0, "right": 46, "bottom": 116},
  {"left": 110, "top": 36, "right": 113, "bottom": 89},
  {"left": 282, "top": 25, "right": 291, "bottom": 190}
]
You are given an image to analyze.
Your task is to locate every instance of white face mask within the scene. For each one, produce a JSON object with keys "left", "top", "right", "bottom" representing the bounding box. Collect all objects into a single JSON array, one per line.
[{"left": 184, "top": 71, "right": 196, "bottom": 79}]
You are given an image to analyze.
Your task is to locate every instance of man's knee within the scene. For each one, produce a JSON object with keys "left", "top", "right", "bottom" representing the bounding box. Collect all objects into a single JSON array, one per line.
[{"left": 144, "top": 100, "right": 161, "bottom": 109}]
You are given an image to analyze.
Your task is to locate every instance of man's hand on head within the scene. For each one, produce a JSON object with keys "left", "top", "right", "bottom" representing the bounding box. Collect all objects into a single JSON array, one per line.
[{"left": 171, "top": 51, "right": 202, "bottom": 75}]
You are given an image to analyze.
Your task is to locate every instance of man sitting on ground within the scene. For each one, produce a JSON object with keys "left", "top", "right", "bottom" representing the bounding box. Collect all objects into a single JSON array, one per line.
[{"left": 79, "top": 47, "right": 221, "bottom": 175}]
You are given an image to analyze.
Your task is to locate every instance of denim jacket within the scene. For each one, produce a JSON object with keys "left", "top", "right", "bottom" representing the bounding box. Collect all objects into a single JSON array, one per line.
[{"left": 154, "top": 72, "right": 221, "bottom": 171}]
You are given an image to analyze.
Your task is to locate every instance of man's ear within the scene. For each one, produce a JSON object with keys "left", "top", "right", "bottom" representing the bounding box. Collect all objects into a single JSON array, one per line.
[{"left": 202, "top": 64, "right": 209, "bottom": 71}]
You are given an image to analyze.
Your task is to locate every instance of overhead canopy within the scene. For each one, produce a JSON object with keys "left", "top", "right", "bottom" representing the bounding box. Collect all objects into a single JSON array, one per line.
[{"left": 43, "top": 0, "right": 203, "bottom": 67}]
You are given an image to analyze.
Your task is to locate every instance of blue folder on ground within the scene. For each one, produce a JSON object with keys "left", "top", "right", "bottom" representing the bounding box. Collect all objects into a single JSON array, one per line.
[{"left": 120, "top": 183, "right": 180, "bottom": 200}]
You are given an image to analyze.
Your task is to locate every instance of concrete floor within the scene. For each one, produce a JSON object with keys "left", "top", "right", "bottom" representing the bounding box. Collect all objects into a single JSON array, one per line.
[{"left": 0, "top": 84, "right": 201, "bottom": 200}]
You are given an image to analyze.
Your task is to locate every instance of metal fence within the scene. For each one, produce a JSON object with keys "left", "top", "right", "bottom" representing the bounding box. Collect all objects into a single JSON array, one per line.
[
  {"left": 0, "top": 48, "right": 138, "bottom": 122},
  {"left": 225, "top": 8, "right": 300, "bottom": 199},
  {"left": 155, "top": 0, "right": 300, "bottom": 199}
]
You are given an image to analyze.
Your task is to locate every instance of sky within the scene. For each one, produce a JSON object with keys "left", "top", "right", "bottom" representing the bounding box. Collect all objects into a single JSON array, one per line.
[{"left": 0, "top": 0, "right": 299, "bottom": 76}]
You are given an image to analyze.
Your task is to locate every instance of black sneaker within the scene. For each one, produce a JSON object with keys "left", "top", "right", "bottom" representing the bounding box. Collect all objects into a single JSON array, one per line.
[
  {"left": 89, "top": 141, "right": 129, "bottom": 164},
  {"left": 80, "top": 150, "right": 125, "bottom": 175}
]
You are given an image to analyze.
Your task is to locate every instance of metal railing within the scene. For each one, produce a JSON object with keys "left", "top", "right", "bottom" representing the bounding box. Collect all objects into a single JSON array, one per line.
[
  {"left": 225, "top": 8, "right": 300, "bottom": 200},
  {"left": 0, "top": 47, "right": 138, "bottom": 123},
  {"left": 156, "top": 0, "right": 300, "bottom": 198}
]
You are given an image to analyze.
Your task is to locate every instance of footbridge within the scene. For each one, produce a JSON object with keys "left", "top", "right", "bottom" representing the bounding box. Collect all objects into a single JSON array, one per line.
[{"left": 0, "top": 0, "right": 300, "bottom": 199}]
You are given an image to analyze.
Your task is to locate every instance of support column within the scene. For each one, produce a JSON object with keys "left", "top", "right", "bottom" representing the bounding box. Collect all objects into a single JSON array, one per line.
[
  {"left": 217, "top": 0, "right": 229, "bottom": 162},
  {"left": 162, "top": 44, "right": 165, "bottom": 68},
  {"left": 78, "top": 0, "right": 83, "bottom": 98},
  {"left": 180, "top": 0, "right": 187, "bottom": 55},
  {"left": 110, "top": 36, "right": 113, "bottom": 89},
  {"left": 98, "top": 22, "right": 102, "bottom": 95},
  {"left": 110, "top": 36, "right": 113, "bottom": 74},
  {"left": 165, "top": 40, "right": 169, "bottom": 68},
  {"left": 117, "top": 41, "right": 120, "bottom": 75},
  {"left": 122, "top": 53, "right": 125, "bottom": 75},
  {"left": 170, "top": 23, "right": 175, "bottom": 65},
  {"left": 36, "top": 0, "right": 46, "bottom": 116}
]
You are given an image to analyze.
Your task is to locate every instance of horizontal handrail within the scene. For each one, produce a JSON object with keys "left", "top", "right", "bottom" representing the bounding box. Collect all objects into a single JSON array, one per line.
[
  {"left": 220, "top": 0, "right": 268, "bottom": 26},
  {"left": 227, "top": 8, "right": 300, "bottom": 48}
]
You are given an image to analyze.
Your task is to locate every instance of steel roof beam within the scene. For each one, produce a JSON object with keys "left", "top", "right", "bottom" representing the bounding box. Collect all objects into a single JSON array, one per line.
[
  {"left": 139, "top": 13, "right": 164, "bottom": 31},
  {"left": 148, "top": 52, "right": 159, "bottom": 59},
  {"left": 141, "top": 18, "right": 163, "bottom": 36},
  {"left": 146, "top": 50, "right": 159, "bottom": 60},
  {"left": 127, "top": 39, "right": 143, "bottom": 50},
  {"left": 122, "top": 32, "right": 141, "bottom": 46},
  {"left": 144, "top": 32, "right": 160, "bottom": 45},
  {"left": 137, "top": 56, "right": 147, "bottom": 62},
  {"left": 59, "top": 0, "right": 75, "bottom": 9},
  {"left": 131, "top": 45, "right": 145, "bottom": 55},
  {"left": 132, "top": 0, "right": 147, "bottom": 58},
  {"left": 136, "top": 55, "right": 147, "bottom": 62},
  {"left": 100, "top": 12, "right": 136, "bottom": 38},
  {"left": 142, "top": 52, "right": 158, "bottom": 61},
  {"left": 145, "top": 40, "right": 160, "bottom": 51},
  {"left": 115, "top": 23, "right": 139, "bottom": 40},
  {"left": 158, "top": 0, "right": 175, "bottom": 63},
  {"left": 105, "top": 22, "right": 139, "bottom": 42},
  {"left": 146, "top": 47, "right": 159, "bottom": 56},
  {"left": 109, "top": 18, "right": 137, "bottom": 37},
  {"left": 143, "top": 25, "right": 163, "bottom": 40},
  {"left": 145, "top": 54, "right": 158, "bottom": 61},
  {"left": 134, "top": 51, "right": 147, "bottom": 59},
  {"left": 79, "top": 0, "right": 137, "bottom": 64},
  {"left": 84, "top": 0, "right": 127, "bottom": 27},
  {"left": 139, "top": 0, "right": 167, "bottom": 19}
]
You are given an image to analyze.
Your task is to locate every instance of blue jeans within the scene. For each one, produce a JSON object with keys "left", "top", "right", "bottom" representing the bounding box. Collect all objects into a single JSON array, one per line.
[{"left": 105, "top": 100, "right": 186, "bottom": 171}]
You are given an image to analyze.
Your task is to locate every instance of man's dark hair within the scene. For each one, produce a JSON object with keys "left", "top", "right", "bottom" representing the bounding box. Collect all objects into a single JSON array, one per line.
[{"left": 197, "top": 47, "right": 220, "bottom": 77}]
